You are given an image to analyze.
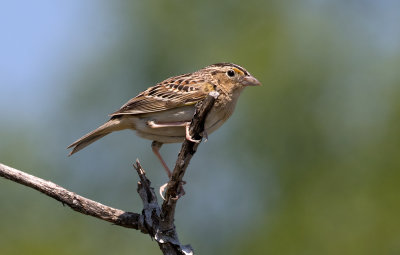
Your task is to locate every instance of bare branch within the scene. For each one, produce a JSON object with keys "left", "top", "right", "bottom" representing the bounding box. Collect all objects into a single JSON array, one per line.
[{"left": 0, "top": 163, "right": 142, "bottom": 230}]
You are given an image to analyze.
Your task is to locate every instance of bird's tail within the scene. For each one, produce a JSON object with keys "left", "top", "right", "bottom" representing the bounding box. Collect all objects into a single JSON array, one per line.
[{"left": 67, "top": 117, "right": 127, "bottom": 156}]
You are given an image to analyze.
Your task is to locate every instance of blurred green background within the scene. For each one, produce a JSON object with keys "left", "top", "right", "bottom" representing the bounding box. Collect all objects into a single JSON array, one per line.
[{"left": 1, "top": 1, "right": 400, "bottom": 254}]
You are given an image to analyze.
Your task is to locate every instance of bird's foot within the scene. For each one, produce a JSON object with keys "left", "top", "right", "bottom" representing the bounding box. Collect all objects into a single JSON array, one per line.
[
  {"left": 185, "top": 123, "right": 201, "bottom": 143},
  {"left": 159, "top": 183, "right": 168, "bottom": 200},
  {"left": 159, "top": 181, "right": 186, "bottom": 200},
  {"left": 172, "top": 181, "right": 186, "bottom": 200}
]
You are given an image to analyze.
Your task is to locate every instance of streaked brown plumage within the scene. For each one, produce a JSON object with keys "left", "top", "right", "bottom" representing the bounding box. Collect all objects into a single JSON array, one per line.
[{"left": 67, "top": 63, "right": 261, "bottom": 176}]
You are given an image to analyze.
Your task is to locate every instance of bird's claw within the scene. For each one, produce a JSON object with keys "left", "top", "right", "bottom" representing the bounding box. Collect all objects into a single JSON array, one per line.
[
  {"left": 185, "top": 123, "right": 201, "bottom": 143},
  {"left": 159, "top": 181, "right": 186, "bottom": 201},
  {"left": 159, "top": 183, "right": 168, "bottom": 200}
]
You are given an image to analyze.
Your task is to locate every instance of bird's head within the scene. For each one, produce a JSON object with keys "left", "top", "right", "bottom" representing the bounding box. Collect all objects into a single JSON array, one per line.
[{"left": 202, "top": 63, "right": 261, "bottom": 92}]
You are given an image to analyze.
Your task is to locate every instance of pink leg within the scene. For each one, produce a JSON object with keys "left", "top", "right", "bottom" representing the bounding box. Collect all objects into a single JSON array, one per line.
[
  {"left": 151, "top": 141, "right": 171, "bottom": 178},
  {"left": 147, "top": 120, "right": 201, "bottom": 143},
  {"left": 147, "top": 120, "right": 187, "bottom": 128},
  {"left": 152, "top": 140, "right": 188, "bottom": 200}
]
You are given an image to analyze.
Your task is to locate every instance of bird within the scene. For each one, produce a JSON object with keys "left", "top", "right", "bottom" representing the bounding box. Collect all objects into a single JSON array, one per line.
[{"left": 67, "top": 63, "right": 261, "bottom": 177}]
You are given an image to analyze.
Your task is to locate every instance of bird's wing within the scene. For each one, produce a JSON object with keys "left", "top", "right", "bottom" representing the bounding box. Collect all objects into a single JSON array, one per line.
[{"left": 110, "top": 74, "right": 215, "bottom": 116}]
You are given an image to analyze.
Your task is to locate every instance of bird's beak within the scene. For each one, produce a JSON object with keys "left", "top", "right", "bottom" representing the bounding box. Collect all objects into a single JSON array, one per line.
[{"left": 241, "top": 75, "right": 261, "bottom": 86}]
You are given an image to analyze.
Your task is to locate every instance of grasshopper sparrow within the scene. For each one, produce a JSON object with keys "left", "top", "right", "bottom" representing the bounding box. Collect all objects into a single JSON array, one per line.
[{"left": 68, "top": 63, "right": 261, "bottom": 176}]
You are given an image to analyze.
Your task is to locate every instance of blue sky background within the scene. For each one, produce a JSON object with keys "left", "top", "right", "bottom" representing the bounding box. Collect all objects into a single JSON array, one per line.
[{"left": 1, "top": 1, "right": 114, "bottom": 121}]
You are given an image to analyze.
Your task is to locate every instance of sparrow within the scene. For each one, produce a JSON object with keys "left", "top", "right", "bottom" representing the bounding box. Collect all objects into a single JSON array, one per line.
[{"left": 68, "top": 63, "right": 261, "bottom": 177}]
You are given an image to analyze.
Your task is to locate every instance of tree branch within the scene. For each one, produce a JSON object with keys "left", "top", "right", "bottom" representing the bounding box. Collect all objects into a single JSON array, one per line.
[
  {"left": 0, "top": 91, "right": 219, "bottom": 255},
  {"left": 0, "top": 163, "right": 142, "bottom": 230}
]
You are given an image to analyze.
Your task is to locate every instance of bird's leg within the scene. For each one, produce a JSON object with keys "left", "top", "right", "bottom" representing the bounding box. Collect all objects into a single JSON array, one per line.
[
  {"left": 147, "top": 120, "right": 201, "bottom": 143},
  {"left": 151, "top": 141, "right": 185, "bottom": 200},
  {"left": 147, "top": 120, "right": 187, "bottom": 128},
  {"left": 151, "top": 141, "right": 171, "bottom": 178},
  {"left": 148, "top": 120, "right": 198, "bottom": 199},
  {"left": 152, "top": 140, "right": 186, "bottom": 200}
]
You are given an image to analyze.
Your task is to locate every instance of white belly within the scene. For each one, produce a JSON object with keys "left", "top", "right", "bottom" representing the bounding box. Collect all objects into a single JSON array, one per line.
[{"left": 125, "top": 96, "right": 238, "bottom": 143}]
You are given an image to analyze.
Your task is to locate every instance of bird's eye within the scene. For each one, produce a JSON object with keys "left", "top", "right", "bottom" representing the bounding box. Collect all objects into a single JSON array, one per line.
[{"left": 227, "top": 70, "right": 235, "bottom": 77}]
